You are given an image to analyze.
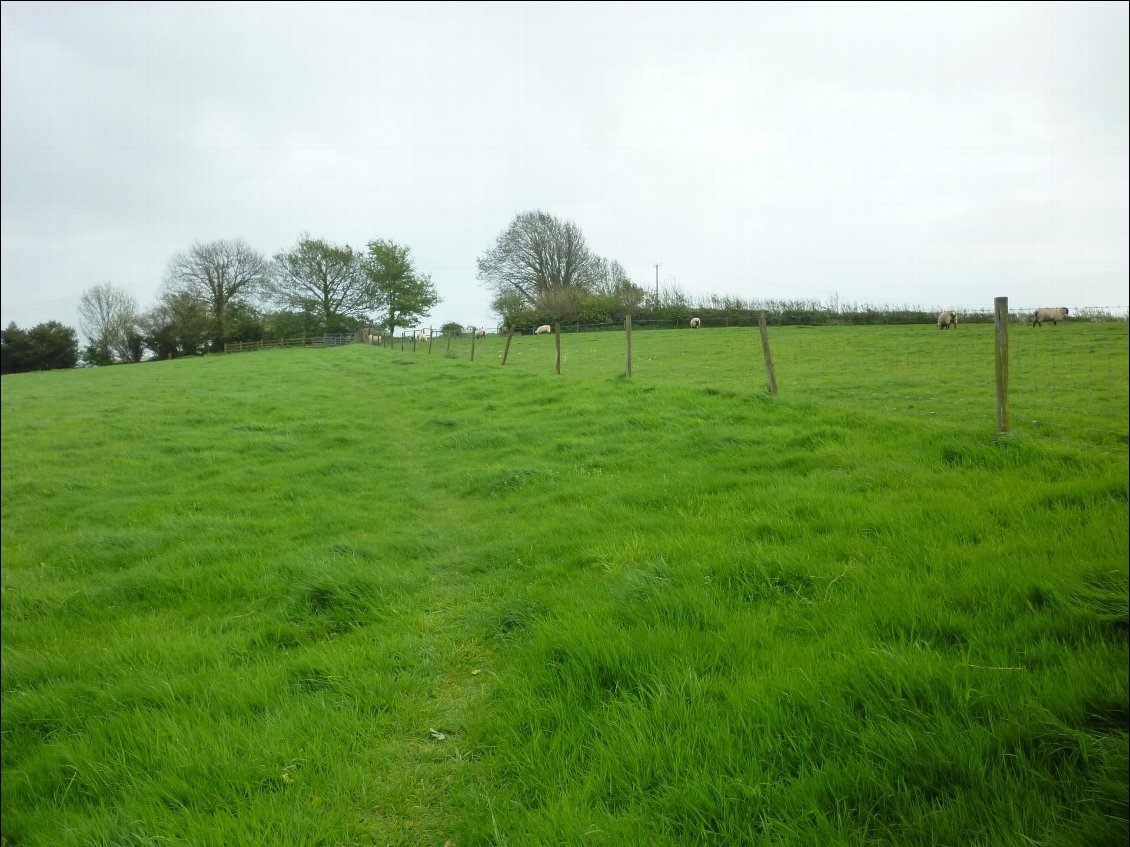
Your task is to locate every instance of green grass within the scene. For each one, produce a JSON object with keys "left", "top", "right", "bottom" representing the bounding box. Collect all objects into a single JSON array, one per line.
[{"left": 2, "top": 323, "right": 1127, "bottom": 846}]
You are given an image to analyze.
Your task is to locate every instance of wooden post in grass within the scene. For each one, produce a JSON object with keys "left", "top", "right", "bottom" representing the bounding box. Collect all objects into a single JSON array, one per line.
[
  {"left": 446, "top": 334, "right": 452, "bottom": 353},
  {"left": 625, "top": 315, "right": 633, "bottom": 378},
  {"left": 555, "top": 323, "right": 562, "bottom": 374},
  {"left": 470, "top": 331, "right": 476, "bottom": 361},
  {"left": 400, "top": 334, "right": 405, "bottom": 351},
  {"left": 501, "top": 327, "right": 515, "bottom": 366},
  {"left": 427, "top": 332, "right": 433, "bottom": 353},
  {"left": 994, "top": 296, "right": 1010, "bottom": 433},
  {"left": 758, "top": 313, "right": 778, "bottom": 396}
]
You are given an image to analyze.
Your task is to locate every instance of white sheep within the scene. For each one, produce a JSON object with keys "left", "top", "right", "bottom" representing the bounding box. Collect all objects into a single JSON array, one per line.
[
  {"left": 690, "top": 317, "right": 701, "bottom": 329},
  {"left": 413, "top": 332, "right": 429, "bottom": 344},
  {"left": 937, "top": 310, "right": 958, "bottom": 330},
  {"left": 1032, "top": 307, "right": 1069, "bottom": 327},
  {"left": 534, "top": 325, "right": 552, "bottom": 335},
  {"left": 474, "top": 329, "right": 486, "bottom": 339}
]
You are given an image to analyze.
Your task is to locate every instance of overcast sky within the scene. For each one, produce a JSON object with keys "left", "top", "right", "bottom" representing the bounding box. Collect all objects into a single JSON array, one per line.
[{"left": 2, "top": 1, "right": 1127, "bottom": 337}]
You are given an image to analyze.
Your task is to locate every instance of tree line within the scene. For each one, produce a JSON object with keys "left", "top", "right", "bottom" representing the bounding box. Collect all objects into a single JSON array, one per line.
[
  {"left": 7, "top": 210, "right": 1109, "bottom": 374},
  {"left": 2, "top": 235, "right": 438, "bottom": 373},
  {"left": 4, "top": 210, "right": 635, "bottom": 373}
]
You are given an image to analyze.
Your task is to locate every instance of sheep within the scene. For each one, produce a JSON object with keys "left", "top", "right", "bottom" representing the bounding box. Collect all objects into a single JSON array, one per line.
[
  {"left": 474, "top": 329, "right": 486, "bottom": 339},
  {"left": 937, "top": 310, "right": 958, "bottom": 330},
  {"left": 1032, "top": 307, "right": 1069, "bottom": 327},
  {"left": 534, "top": 325, "right": 552, "bottom": 335},
  {"left": 690, "top": 317, "right": 702, "bottom": 329},
  {"left": 413, "top": 332, "right": 429, "bottom": 344}
]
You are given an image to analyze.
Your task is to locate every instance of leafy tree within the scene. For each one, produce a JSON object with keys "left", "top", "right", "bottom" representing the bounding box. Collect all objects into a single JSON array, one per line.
[
  {"left": 225, "top": 301, "right": 266, "bottom": 343},
  {"left": 441, "top": 322, "right": 464, "bottom": 337},
  {"left": 1, "top": 323, "right": 31, "bottom": 373},
  {"left": 262, "top": 309, "right": 325, "bottom": 340},
  {"left": 267, "top": 235, "right": 369, "bottom": 333},
  {"left": 1, "top": 321, "right": 79, "bottom": 373},
  {"left": 78, "top": 283, "right": 141, "bottom": 365},
  {"left": 360, "top": 240, "right": 440, "bottom": 336},
  {"left": 163, "top": 239, "right": 269, "bottom": 350},
  {"left": 491, "top": 290, "right": 529, "bottom": 327},
  {"left": 81, "top": 341, "right": 114, "bottom": 368},
  {"left": 139, "top": 291, "right": 212, "bottom": 359},
  {"left": 123, "top": 328, "right": 146, "bottom": 364}
]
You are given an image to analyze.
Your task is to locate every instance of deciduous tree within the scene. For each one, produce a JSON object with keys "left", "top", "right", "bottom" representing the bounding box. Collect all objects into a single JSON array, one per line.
[
  {"left": 1, "top": 321, "right": 79, "bottom": 373},
  {"left": 78, "top": 283, "right": 140, "bottom": 365},
  {"left": 139, "top": 291, "right": 212, "bottom": 359},
  {"left": 267, "top": 235, "right": 369, "bottom": 333},
  {"left": 360, "top": 240, "right": 440, "bottom": 336},
  {"left": 163, "top": 239, "right": 269, "bottom": 350},
  {"left": 476, "top": 211, "right": 603, "bottom": 310}
]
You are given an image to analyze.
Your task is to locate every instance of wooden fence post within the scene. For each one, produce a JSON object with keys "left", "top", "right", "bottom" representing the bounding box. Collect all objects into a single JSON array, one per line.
[
  {"left": 471, "top": 331, "right": 477, "bottom": 361},
  {"left": 555, "top": 324, "right": 561, "bottom": 374},
  {"left": 501, "top": 327, "right": 515, "bottom": 366},
  {"left": 427, "top": 332, "right": 433, "bottom": 353},
  {"left": 446, "top": 334, "right": 452, "bottom": 353},
  {"left": 994, "top": 296, "right": 1009, "bottom": 433},
  {"left": 759, "top": 313, "right": 778, "bottom": 396},
  {"left": 625, "top": 315, "right": 633, "bottom": 378}
]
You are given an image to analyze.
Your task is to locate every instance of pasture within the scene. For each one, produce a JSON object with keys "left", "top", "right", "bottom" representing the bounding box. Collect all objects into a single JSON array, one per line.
[{"left": 2, "top": 322, "right": 1127, "bottom": 846}]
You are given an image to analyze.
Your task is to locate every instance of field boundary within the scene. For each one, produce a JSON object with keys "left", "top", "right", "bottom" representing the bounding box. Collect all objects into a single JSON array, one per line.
[{"left": 224, "top": 334, "right": 356, "bottom": 353}]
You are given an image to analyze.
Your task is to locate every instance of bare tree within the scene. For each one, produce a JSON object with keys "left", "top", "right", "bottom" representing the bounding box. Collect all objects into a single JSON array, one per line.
[
  {"left": 590, "top": 258, "right": 646, "bottom": 314},
  {"left": 476, "top": 211, "right": 603, "bottom": 308},
  {"left": 163, "top": 239, "right": 269, "bottom": 349},
  {"left": 78, "top": 283, "right": 140, "bottom": 364},
  {"left": 267, "top": 234, "right": 369, "bottom": 332}
]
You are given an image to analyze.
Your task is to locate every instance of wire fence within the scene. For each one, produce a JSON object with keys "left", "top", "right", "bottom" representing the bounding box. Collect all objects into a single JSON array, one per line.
[
  {"left": 376, "top": 319, "right": 1128, "bottom": 449},
  {"left": 491, "top": 306, "right": 1127, "bottom": 335},
  {"left": 224, "top": 334, "right": 356, "bottom": 353}
]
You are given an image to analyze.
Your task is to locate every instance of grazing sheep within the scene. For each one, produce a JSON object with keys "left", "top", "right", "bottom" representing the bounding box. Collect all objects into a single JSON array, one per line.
[
  {"left": 937, "top": 310, "right": 958, "bottom": 330},
  {"left": 1032, "top": 307, "right": 1069, "bottom": 327},
  {"left": 534, "top": 325, "right": 552, "bottom": 335},
  {"left": 413, "top": 332, "right": 429, "bottom": 344},
  {"left": 690, "top": 317, "right": 702, "bottom": 329},
  {"left": 474, "top": 329, "right": 486, "bottom": 339}
]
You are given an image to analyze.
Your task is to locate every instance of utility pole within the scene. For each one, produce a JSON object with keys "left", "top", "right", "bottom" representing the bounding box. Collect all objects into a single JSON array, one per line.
[{"left": 654, "top": 263, "right": 660, "bottom": 304}]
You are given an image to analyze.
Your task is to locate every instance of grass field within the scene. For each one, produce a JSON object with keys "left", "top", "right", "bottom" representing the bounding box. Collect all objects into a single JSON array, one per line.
[{"left": 2, "top": 322, "right": 1127, "bottom": 846}]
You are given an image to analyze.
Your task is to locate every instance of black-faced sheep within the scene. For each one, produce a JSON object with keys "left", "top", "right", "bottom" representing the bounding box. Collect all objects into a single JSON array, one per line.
[
  {"left": 1032, "top": 307, "right": 1069, "bottom": 327},
  {"left": 690, "top": 317, "right": 702, "bottom": 329},
  {"left": 474, "top": 329, "right": 486, "bottom": 339},
  {"left": 937, "top": 311, "right": 958, "bottom": 330}
]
